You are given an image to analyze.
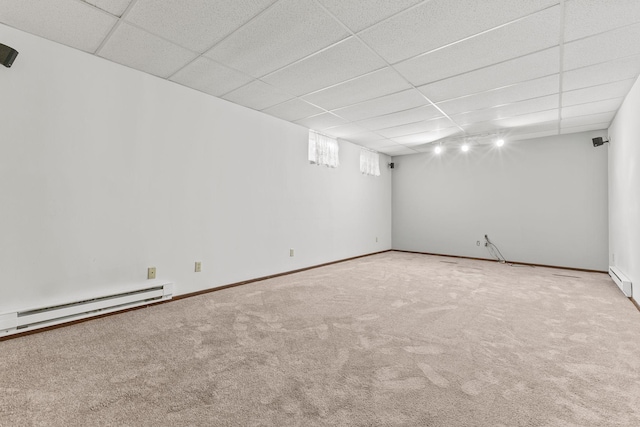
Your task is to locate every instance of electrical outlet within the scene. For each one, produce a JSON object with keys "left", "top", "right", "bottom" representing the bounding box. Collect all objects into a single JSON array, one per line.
[
  {"left": 290, "top": 248, "right": 294, "bottom": 257},
  {"left": 376, "top": 237, "right": 378, "bottom": 242},
  {"left": 195, "top": 262, "right": 201, "bottom": 272},
  {"left": 147, "top": 267, "right": 156, "bottom": 280}
]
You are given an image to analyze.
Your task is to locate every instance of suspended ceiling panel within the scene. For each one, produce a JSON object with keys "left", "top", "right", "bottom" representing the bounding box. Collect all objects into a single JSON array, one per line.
[
  {"left": 126, "top": 0, "right": 277, "bottom": 52},
  {"left": 1, "top": 0, "right": 639, "bottom": 155},
  {"left": 0, "top": 0, "right": 117, "bottom": 52},
  {"left": 169, "top": 57, "right": 254, "bottom": 97},
  {"left": 205, "top": 0, "right": 349, "bottom": 78},
  {"left": 261, "top": 98, "right": 325, "bottom": 122},
  {"left": 84, "top": 0, "right": 131, "bottom": 17},
  {"left": 315, "top": 0, "right": 423, "bottom": 33},
  {"left": 357, "top": 0, "right": 558, "bottom": 64},
  {"left": 354, "top": 105, "right": 444, "bottom": 132},
  {"left": 561, "top": 80, "right": 636, "bottom": 107},
  {"left": 435, "top": 75, "right": 560, "bottom": 116},
  {"left": 301, "top": 67, "right": 411, "bottom": 111},
  {"left": 222, "top": 79, "right": 294, "bottom": 111},
  {"left": 394, "top": 6, "right": 561, "bottom": 87},
  {"left": 99, "top": 22, "right": 198, "bottom": 78}
]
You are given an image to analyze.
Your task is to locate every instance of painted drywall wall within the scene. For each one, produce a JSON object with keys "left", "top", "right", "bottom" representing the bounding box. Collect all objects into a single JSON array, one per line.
[
  {"left": 0, "top": 24, "right": 391, "bottom": 313},
  {"left": 392, "top": 131, "right": 608, "bottom": 270},
  {"left": 608, "top": 75, "right": 640, "bottom": 296}
]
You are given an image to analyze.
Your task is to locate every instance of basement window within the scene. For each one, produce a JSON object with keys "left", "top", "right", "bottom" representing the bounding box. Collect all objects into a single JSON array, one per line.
[
  {"left": 308, "top": 130, "right": 339, "bottom": 168},
  {"left": 360, "top": 148, "right": 380, "bottom": 176}
]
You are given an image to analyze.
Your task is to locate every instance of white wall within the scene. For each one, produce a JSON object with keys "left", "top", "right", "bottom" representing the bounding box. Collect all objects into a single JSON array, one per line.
[
  {"left": 0, "top": 24, "right": 391, "bottom": 313},
  {"left": 392, "top": 132, "right": 609, "bottom": 271},
  {"left": 608, "top": 75, "right": 640, "bottom": 297}
]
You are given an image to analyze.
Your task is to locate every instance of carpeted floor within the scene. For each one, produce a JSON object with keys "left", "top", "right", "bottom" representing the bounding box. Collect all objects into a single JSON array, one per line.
[{"left": 2, "top": 251, "right": 640, "bottom": 426}]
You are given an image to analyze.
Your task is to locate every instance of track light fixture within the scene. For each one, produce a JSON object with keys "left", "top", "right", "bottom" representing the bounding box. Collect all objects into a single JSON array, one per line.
[
  {"left": 461, "top": 144, "right": 469, "bottom": 152},
  {"left": 496, "top": 139, "right": 505, "bottom": 147}
]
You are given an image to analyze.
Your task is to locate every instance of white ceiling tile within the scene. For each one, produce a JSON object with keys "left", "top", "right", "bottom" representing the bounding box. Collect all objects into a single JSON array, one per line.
[
  {"left": 205, "top": 0, "right": 349, "bottom": 78},
  {"left": 395, "top": 6, "right": 560, "bottom": 87},
  {"left": 355, "top": 105, "right": 447, "bottom": 131},
  {"left": 391, "top": 127, "right": 462, "bottom": 144},
  {"left": 324, "top": 123, "right": 367, "bottom": 138},
  {"left": 513, "top": 121, "right": 560, "bottom": 132},
  {"left": 437, "top": 75, "right": 560, "bottom": 115},
  {"left": 419, "top": 47, "right": 560, "bottom": 102},
  {"left": 401, "top": 141, "right": 439, "bottom": 148},
  {"left": 332, "top": 89, "right": 428, "bottom": 122},
  {"left": 562, "top": 79, "right": 636, "bottom": 107},
  {"left": 561, "top": 98, "right": 623, "bottom": 118},
  {"left": 347, "top": 136, "right": 397, "bottom": 147},
  {"left": 451, "top": 95, "right": 559, "bottom": 126},
  {"left": 412, "top": 143, "right": 443, "bottom": 153},
  {"left": 562, "top": 54, "right": 640, "bottom": 92},
  {"left": 302, "top": 68, "right": 411, "bottom": 111},
  {"left": 99, "top": 23, "right": 198, "bottom": 77},
  {"left": 450, "top": 118, "right": 559, "bottom": 139},
  {"left": 460, "top": 121, "right": 509, "bottom": 135},
  {"left": 262, "top": 37, "right": 386, "bottom": 96},
  {"left": 560, "top": 112, "right": 615, "bottom": 128},
  {"left": 564, "top": 0, "right": 640, "bottom": 42},
  {"left": 170, "top": 57, "right": 254, "bottom": 97},
  {"left": 359, "top": 0, "right": 559, "bottom": 63},
  {"left": 84, "top": 0, "right": 131, "bottom": 17},
  {"left": 355, "top": 141, "right": 398, "bottom": 153},
  {"left": 126, "top": 0, "right": 276, "bottom": 52},
  {"left": 222, "top": 80, "right": 294, "bottom": 111},
  {"left": 261, "top": 99, "right": 324, "bottom": 121},
  {"left": 462, "top": 120, "right": 558, "bottom": 139},
  {"left": 560, "top": 123, "right": 609, "bottom": 134},
  {"left": 384, "top": 146, "right": 420, "bottom": 156},
  {"left": 376, "top": 117, "right": 456, "bottom": 138},
  {"left": 295, "top": 113, "right": 347, "bottom": 130},
  {"left": 316, "top": 0, "right": 422, "bottom": 32},
  {"left": 509, "top": 129, "right": 558, "bottom": 141},
  {"left": 0, "top": 0, "right": 117, "bottom": 52},
  {"left": 493, "top": 109, "right": 559, "bottom": 128},
  {"left": 564, "top": 23, "right": 640, "bottom": 71}
]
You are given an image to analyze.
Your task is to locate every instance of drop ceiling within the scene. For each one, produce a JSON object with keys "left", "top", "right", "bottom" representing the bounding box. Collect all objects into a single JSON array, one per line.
[{"left": 2, "top": 0, "right": 639, "bottom": 156}]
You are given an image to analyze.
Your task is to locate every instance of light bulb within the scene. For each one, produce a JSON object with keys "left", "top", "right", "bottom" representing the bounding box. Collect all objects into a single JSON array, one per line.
[
  {"left": 461, "top": 144, "right": 469, "bottom": 152},
  {"left": 435, "top": 146, "right": 442, "bottom": 154},
  {"left": 496, "top": 139, "right": 505, "bottom": 147}
]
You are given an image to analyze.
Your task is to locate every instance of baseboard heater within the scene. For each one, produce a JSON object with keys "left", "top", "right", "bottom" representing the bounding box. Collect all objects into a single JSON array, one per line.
[
  {"left": 609, "top": 266, "right": 632, "bottom": 297},
  {"left": 0, "top": 282, "right": 173, "bottom": 337}
]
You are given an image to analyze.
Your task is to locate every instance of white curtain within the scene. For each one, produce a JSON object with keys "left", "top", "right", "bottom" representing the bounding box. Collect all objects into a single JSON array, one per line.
[
  {"left": 308, "top": 131, "right": 339, "bottom": 168},
  {"left": 360, "top": 149, "right": 380, "bottom": 176}
]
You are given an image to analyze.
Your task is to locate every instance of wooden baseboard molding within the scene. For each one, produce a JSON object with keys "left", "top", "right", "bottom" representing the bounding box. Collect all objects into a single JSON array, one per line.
[
  {"left": 173, "top": 250, "right": 392, "bottom": 301},
  {"left": 392, "top": 249, "right": 608, "bottom": 274},
  {"left": 1, "top": 250, "right": 392, "bottom": 342}
]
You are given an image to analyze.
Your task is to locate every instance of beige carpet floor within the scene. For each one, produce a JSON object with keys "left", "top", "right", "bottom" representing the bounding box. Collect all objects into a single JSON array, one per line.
[{"left": 2, "top": 251, "right": 640, "bottom": 426}]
